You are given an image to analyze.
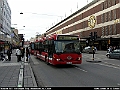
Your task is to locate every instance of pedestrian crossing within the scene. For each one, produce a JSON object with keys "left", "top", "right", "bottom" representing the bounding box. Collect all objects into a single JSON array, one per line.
[
  {"left": 0, "top": 62, "right": 21, "bottom": 66},
  {"left": 82, "top": 53, "right": 108, "bottom": 60}
]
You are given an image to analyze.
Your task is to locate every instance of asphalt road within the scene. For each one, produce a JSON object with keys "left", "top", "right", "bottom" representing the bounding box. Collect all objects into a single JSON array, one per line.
[{"left": 29, "top": 51, "right": 120, "bottom": 87}]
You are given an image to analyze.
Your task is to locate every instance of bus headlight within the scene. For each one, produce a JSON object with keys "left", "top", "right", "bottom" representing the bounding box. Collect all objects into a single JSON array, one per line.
[
  {"left": 56, "top": 59, "right": 60, "bottom": 61},
  {"left": 53, "top": 54, "right": 61, "bottom": 61}
]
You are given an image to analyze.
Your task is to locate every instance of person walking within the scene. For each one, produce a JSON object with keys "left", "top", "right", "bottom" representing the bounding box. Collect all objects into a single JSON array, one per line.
[
  {"left": 107, "top": 46, "right": 112, "bottom": 53},
  {"left": 21, "top": 47, "right": 25, "bottom": 58},
  {"left": 26, "top": 47, "right": 30, "bottom": 61},
  {"left": 7, "top": 48, "right": 12, "bottom": 61},
  {"left": 16, "top": 47, "right": 22, "bottom": 62}
]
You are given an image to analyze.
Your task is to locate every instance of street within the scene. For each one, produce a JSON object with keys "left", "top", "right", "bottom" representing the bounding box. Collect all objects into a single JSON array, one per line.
[{"left": 29, "top": 51, "right": 120, "bottom": 87}]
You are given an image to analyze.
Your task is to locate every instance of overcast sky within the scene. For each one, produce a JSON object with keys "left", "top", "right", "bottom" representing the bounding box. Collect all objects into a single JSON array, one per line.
[{"left": 8, "top": 0, "right": 93, "bottom": 41}]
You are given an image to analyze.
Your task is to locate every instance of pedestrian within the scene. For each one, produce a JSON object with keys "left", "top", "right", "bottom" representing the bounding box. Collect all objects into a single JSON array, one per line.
[
  {"left": 16, "top": 47, "right": 22, "bottom": 62},
  {"left": 21, "top": 47, "right": 25, "bottom": 58},
  {"left": 26, "top": 47, "right": 30, "bottom": 61},
  {"left": 107, "top": 46, "right": 112, "bottom": 53},
  {"left": 0, "top": 53, "right": 5, "bottom": 61},
  {"left": 7, "top": 48, "right": 12, "bottom": 61}
]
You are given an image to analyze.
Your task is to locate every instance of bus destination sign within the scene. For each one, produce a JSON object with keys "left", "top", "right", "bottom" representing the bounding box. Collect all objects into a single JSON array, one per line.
[{"left": 57, "top": 35, "right": 78, "bottom": 40}]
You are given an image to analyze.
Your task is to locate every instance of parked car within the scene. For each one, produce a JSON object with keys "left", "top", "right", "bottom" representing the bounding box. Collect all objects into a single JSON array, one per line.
[
  {"left": 106, "top": 49, "right": 120, "bottom": 59},
  {"left": 82, "top": 46, "right": 97, "bottom": 54}
]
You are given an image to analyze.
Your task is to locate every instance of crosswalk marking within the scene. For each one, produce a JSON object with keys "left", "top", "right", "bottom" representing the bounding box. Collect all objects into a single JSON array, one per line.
[{"left": 0, "top": 63, "right": 21, "bottom": 66}]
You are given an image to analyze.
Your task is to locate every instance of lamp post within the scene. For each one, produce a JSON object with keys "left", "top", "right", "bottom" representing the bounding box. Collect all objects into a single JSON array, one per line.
[
  {"left": 17, "top": 25, "right": 25, "bottom": 47},
  {"left": 20, "top": 12, "right": 63, "bottom": 20},
  {"left": 20, "top": 11, "right": 63, "bottom": 27},
  {"left": 86, "top": 32, "right": 101, "bottom": 63},
  {"left": 19, "top": 12, "right": 64, "bottom": 40}
]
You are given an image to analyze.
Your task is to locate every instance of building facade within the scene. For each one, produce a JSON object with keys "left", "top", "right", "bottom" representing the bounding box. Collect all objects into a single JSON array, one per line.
[
  {"left": 0, "top": 0, "right": 11, "bottom": 42},
  {"left": 45, "top": 0, "right": 120, "bottom": 50},
  {"left": 11, "top": 29, "right": 21, "bottom": 47},
  {"left": 0, "top": 0, "right": 11, "bottom": 52}
]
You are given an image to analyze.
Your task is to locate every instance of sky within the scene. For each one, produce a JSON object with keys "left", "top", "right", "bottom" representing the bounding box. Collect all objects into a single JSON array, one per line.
[{"left": 7, "top": 0, "right": 93, "bottom": 41}]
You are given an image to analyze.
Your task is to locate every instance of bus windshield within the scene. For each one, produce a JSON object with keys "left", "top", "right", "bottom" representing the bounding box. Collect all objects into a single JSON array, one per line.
[
  {"left": 54, "top": 40, "right": 81, "bottom": 53},
  {"left": 30, "top": 43, "right": 35, "bottom": 50}
]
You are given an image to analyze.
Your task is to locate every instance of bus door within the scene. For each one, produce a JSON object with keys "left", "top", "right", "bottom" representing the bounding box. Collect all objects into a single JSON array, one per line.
[{"left": 47, "top": 40, "right": 55, "bottom": 64}]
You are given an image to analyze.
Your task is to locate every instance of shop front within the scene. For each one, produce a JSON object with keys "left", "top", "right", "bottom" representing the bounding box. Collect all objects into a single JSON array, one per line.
[
  {"left": 96, "top": 38, "right": 120, "bottom": 50},
  {"left": 0, "top": 40, "right": 12, "bottom": 54},
  {"left": 81, "top": 37, "right": 120, "bottom": 51},
  {"left": 0, "top": 40, "right": 4, "bottom": 52}
]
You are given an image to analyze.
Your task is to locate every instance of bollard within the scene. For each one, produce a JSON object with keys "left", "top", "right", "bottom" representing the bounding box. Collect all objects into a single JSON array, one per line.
[
  {"left": 92, "top": 48, "right": 95, "bottom": 61},
  {"left": 17, "top": 68, "right": 24, "bottom": 87}
]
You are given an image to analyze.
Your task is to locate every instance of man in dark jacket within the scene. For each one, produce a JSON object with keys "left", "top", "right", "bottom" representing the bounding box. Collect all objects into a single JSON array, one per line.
[
  {"left": 21, "top": 47, "right": 25, "bottom": 58},
  {"left": 26, "top": 47, "right": 30, "bottom": 61},
  {"left": 7, "top": 48, "right": 12, "bottom": 61}
]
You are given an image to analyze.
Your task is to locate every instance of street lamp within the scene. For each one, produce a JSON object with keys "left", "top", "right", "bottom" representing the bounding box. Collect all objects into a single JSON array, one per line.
[
  {"left": 20, "top": 12, "right": 63, "bottom": 20},
  {"left": 20, "top": 12, "right": 24, "bottom": 14},
  {"left": 19, "top": 12, "right": 64, "bottom": 41},
  {"left": 11, "top": 24, "right": 17, "bottom": 25}
]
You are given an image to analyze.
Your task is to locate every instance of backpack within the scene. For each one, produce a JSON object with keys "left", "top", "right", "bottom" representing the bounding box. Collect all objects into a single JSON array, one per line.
[{"left": 7, "top": 50, "right": 11, "bottom": 55}]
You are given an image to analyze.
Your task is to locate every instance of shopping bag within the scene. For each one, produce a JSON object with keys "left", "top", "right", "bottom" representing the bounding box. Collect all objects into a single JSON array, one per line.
[
  {"left": 5, "top": 56, "right": 8, "bottom": 61},
  {"left": 28, "top": 55, "right": 30, "bottom": 59}
]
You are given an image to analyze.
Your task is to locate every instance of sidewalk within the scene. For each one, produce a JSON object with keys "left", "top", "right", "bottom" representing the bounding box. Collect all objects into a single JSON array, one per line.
[{"left": 0, "top": 49, "right": 37, "bottom": 87}]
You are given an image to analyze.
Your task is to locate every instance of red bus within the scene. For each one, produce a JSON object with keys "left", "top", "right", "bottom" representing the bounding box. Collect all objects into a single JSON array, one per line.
[
  {"left": 29, "top": 39, "right": 43, "bottom": 55},
  {"left": 36, "top": 34, "right": 82, "bottom": 65}
]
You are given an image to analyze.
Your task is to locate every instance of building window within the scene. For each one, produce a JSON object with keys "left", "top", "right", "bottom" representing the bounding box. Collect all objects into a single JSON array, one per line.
[
  {"left": 105, "top": 13, "right": 108, "bottom": 22},
  {"left": 101, "top": 2, "right": 104, "bottom": 10},
  {"left": 108, "top": 0, "right": 111, "bottom": 7},
  {"left": 113, "top": 9, "right": 116, "bottom": 20},
  {"left": 113, "top": 24, "right": 116, "bottom": 35},
  {"left": 112, "top": 0, "right": 116, "bottom": 5},
  {"left": 105, "top": 26, "right": 108, "bottom": 36},
  {"left": 104, "top": 1, "right": 108, "bottom": 9},
  {"left": 101, "top": 14, "right": 104, "bottom": 23},
  {"left": 2, "top": 1, "right": 4, "bottom": 6},
  {"left": 1, "top": 7, "right": 3, "bottom": 12},
  {"left": 80, "top": 13, "right": 83, "bottom": 19},
  {"left": 4, "top": 11, "right": 5, "bottom": 16},
  {"left": 108, "top": 11, "right": 112, "bottom": 21},
  {"left": 102, "top": 26, "right": 104, "bottom": 36},
  {"left": 109, "top": 25, "right": 112, "bottom": 35}
]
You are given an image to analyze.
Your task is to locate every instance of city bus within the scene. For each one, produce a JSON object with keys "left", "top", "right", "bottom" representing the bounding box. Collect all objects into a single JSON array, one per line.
[
  {"left": 36, "top": 34, "right": 82, "bottom": 65},
  {"left": 29, "top": 39, "right": 43, "bottom": 55}
]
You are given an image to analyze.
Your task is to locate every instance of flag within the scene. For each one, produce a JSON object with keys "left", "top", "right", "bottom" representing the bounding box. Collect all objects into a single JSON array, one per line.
[{"left": 11, "top": 33, "right": 14, "bottom": 37}]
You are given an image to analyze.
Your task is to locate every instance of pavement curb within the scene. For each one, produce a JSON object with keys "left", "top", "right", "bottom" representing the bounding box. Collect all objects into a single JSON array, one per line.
[
  {"left": 17, "top": 61, "right": 24, "bottom": 87},
  {"left": 86, "top": 60, "right": 102, "bottom": 63},
  {"left": 28, "top": 63, "right": 38, "bottom": 87}
]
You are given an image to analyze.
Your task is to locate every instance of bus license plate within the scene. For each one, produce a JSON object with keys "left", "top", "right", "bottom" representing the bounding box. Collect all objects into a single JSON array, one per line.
[{"left": 67, "top": 62, "right": 72, "bottom": 64}]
